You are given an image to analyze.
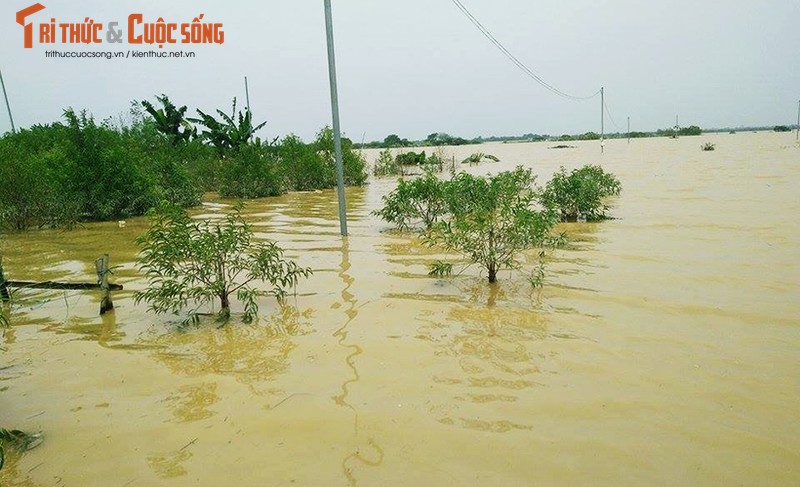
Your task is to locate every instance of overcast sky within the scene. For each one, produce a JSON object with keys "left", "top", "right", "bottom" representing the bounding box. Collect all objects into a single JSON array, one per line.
[{"left": 1, "top": 0, "right": 798, "bottom": 141}]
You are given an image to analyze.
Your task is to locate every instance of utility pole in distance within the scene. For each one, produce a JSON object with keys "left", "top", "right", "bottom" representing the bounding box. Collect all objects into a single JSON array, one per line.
[
  {"left": 324, "top": 0, "right": 348, "bottom": 236},
  {"left": 627, "top": 116, "right": 630, "bottom": 144},
  {"left": 796, "top": 99, "right": 799, "bottom": 141},
  {"left": 0, "top": 68, "right": 16, "bottom": 133}
]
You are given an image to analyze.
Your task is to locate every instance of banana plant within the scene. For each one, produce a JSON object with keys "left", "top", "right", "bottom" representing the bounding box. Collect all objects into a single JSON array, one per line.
[
  {"left": 140, "top": 94, "right": 195, "bottom": 145},
  {"left": 189, "top": 98, "right": 267, "bottom": 155}
]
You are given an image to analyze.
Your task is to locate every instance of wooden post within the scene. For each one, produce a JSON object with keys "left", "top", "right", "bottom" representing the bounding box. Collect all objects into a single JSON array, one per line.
[
  {"left": 0, "top": 257, "right": 10, "bottom": 302},
  {"left": 96, "top": 254, "right": 113, "bottom": 314}
]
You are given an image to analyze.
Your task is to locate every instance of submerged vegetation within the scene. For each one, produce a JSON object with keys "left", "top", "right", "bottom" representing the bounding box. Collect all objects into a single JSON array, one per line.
[
  {"left": 701, "top": 142, "right": 716, "bottom": 151},
  {"left": 373, "top": 171, "right": 449, "bottom": 230},
  {"left": 357, "top": 124, "right": 716, "bottom": 149},
  {"left": 134, "top": 203, "right": 312, "bottom": 324},
  {"left": 542, "top": 165, "right": 622, "bottom": 222},
  {"left": 424, "top": 168, "right": 560, "bottom": 283},
  {"left": 0, "top": 94, "right": 367, "bottom": 231},
  {"left": 0, "top": 429, "right": 43, "bottom": 471},
  {"left": 372, "top": 149, "right": 446, "bottom": 177},
  {"left": 461, "top": 152, "right": 499, "bottom": 165},
  {"left": 375, "top": 165, "right": 620, "bottom": 283}
]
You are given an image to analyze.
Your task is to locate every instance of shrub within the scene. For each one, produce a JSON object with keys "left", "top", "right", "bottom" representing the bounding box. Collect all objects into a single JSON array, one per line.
[
  {"left": 372, "top": 171, "right": 449, "bottom": 230},
  {"left": 701, "top": 142, "right": 716, "bottom": 151},
  {"left": 218, "top": 144, "right": 283, "bottom": 198},
  {"left": 373, "top": 149, "right": 400, "bottom": 177},
  {"left": 461, "top": 152, "right": 499, "bottom": 165},
  {"left": 542, "top": 165, "right": 622, "bottom": 222},
  {"left": 395, "top": 151, "right": 427, "bottom": 166},
  {"left": 278, "top": 128, "right": 368, "bottom": 190},
  {"left": 135, "top": 203, "right": 312, "bottom": 324},
  {"left": 424, "top": 168, "right": 559, "bottom": 283},
  {"left": 374, "top": 167, "right": 561, "bottom": 284},
  {"left": 0, "top": 134, "right": 79, "bottom": 229},
  {"left": 313, "top": 127, "right": 368, "bottom": 186},
  {"left": 279, "top": 134, "right": 335, "bottom": 191}
]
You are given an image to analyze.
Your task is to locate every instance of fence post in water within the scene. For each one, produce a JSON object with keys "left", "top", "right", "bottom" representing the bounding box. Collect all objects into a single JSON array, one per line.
[
  {"left": 0, "top": 257, "right": 10, "bottom": 302},
  {"left": 96, "top": 254, "right": 113, "bottom": 314}
]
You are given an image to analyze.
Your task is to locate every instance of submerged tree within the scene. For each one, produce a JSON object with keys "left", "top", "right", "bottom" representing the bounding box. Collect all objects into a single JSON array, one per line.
[
  {"left": 135, "top": 203, "right": 312, "bottom": 324},
  {"left": 424, "top": 168, "right": 559, "bottom": 283},
  {"left": 542, "top": 165, "right": 622, "bottom": 222},
  {"left": 373, "top": 171, "right": 449, "bottom": 230},
  {"left": 461, "top": 152, "right": 499, "bottom": 165}
]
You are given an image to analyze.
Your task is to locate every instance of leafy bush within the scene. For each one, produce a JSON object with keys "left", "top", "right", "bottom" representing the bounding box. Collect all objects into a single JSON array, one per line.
[
  {"left": 279, "top": 134, "right": 335, "bottom": 191},
  {"left": 372, "top": 171, "right": 449, "bottom": 230},
  {"left": 701, "top": 142, "right": 716, "bottom": 151},
  {"left": 373, "top": 149, "right": 401, "bottom": 177},
  {"left": 218, "top": 144, "right": 283, "bottom": 198},
  {"left": 0, "top": 98, "right": 372, "bottom": 228},
  {"left": 182, "top": 141, "right": 224, "bottom": 192},
  {"left": 313, "top": 127, "right": 368, "bottom": 187},
  {"left": 424, "top": 168, "right": 558, "bottom": 283},
  {"left": 135, "top": 203, "right": 312, "bottom": 324},
  {"left": 773, "top": 125, "right": 791, "bottom": 132},
  {"left": 278, "top": 129, "right": 368, "bottom": 191},
  {"left": 395, "top": 151, "right": 428, "bottom": 166},
  {"left": 461, "top": 152, "right": 499, "bottom": 165},
  {"left": 542, "top": 165, "right": 622, "bottom": 222},
  {"left": 375, "top": 167, "right": 561, "bottom": 284},
  {"left": 0, "top": 129, "right": 79, "bottom": 229},
  {"left": 0, "top": 111, "right": 200, "bottom": 229}
]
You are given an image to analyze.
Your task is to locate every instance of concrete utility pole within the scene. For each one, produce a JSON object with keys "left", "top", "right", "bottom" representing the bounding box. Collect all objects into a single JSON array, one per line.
[
  {"left": 0, "top": 68, "right": 16, "bottom": 133},
  {"left": 627, "top": 116, "right": 630, "bottom": 144},
  {"left": 796, "top": 99, "right": 799, "bottom": 141},
  {"left": 324, "top": 0, "right": 348, "bottom": 236},
  {"left": 600, "top": 87, "right": 605, "bottom": 153},
  {"left": 244, "top": 76, "right": 251, "bottom": 113}
]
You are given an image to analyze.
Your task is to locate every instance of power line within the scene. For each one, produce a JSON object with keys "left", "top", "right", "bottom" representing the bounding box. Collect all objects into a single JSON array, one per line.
[
  {"left": 602, "top": 94, "right": 623, "bottom": 131},
  {"left": 450, "top": 0, "right": 600, "bottom": 101}
]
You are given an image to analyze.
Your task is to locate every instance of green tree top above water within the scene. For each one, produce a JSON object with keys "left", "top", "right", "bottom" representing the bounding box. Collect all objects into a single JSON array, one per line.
[{"left": 135, "top": 203, "right": 312, "bottom": 324}]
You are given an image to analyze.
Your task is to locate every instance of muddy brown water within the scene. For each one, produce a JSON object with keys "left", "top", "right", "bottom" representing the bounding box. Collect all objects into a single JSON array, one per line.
[{"left": 1, "top": 132, "right": 798, "bottom": 486}]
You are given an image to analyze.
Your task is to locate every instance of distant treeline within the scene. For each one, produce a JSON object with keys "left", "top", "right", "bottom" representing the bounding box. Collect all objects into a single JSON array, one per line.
[
  {"left": 358, "top": 124, "right": 796, "bottom": 149},
  {"left": 0, "top": 95, "right": 367, "bottom": 231}
]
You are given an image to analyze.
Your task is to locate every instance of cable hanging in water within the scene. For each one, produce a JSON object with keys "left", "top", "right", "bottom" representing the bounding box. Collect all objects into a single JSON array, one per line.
[{"left": 450, "top": 0, "right": 601, "bottom": 101}]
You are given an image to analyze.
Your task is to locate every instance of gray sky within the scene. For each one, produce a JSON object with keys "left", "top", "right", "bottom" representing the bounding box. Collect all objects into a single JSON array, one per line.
[{"left": 1, "top": 0, "right": 798, "bottom": 141}]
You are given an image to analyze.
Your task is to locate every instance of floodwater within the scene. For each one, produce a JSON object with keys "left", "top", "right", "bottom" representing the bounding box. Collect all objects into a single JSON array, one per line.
[{"left": 1, "top": 132, "right": 798, "bottom": 486}]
